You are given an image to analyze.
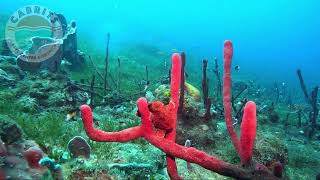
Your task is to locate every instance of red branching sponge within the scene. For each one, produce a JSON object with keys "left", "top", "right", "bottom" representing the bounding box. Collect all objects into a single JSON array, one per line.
[
  {"left": 80, "top": 47, "right": 278, "bottom": 179},
  {"left": 81, "top": 105, "right": 143, "bottom": 142}
]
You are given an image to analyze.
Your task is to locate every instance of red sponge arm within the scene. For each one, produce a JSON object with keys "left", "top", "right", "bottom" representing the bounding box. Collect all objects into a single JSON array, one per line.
[
  {"left": 223, "top": 40, "right": 241, "bottom": 154},
  {"left": 80, "top": 105, "right": 143, "bottom": 142},
  {"left": 240, "top": 101, "right": 257, "bottom": 166},
  {"left": 170, "top": 53, "right": 181, "bottom": 108}
]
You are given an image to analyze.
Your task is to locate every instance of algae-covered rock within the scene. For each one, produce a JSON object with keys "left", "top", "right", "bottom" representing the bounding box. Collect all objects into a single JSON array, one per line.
[
  {"left": 254, "top": 134, "right": 288, "bottom": 166},
  {"left": 0, "top": 68, "right": 15, "bottom": 86},
  {"left": 47, "top": 91, "right": 66, "bottom": 107},
  {"left": 0, "top": 61, "right": 25, "bottom": 80},
  {"left": 184, "top": 82, "right": 201, "bottom": 102},
  {"left": 0, "top": 55, "right": 16, "bottom": 64},
  {"left": 107, "top": 143, "right": 166, "bottom": 179},
  {"left": 0, "top": 138, "right": 7, "bottom": 156},
  {"left": 17, "top": 96, "right": 39, "bottom": 113},
  {"left": 154, "top": 84, "right": 170, "bottom": 104},
  {"left": 0, "top": 115, "right": 23, "bottom": 144},
  {"left": 0, "top": 39, "right": 14, "bottom": 56},
  {"left": 70, "top": 170, "right": 114, "bottom": 180}
]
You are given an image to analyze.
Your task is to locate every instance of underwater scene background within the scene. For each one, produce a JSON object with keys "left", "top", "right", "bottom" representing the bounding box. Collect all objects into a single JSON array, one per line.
[{"left": 0, "top": 0, "right": 319, "bottom": 179}]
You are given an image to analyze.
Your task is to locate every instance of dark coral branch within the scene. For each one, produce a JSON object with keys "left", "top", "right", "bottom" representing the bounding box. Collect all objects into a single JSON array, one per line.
[
  {"left": 204, "top": 98, "right": 212, "bottom": 121},
  {"left": 297, "top": 69, "right": 311, "bottom": 104},
  {"left": 202, "top": 59, "right": 209, "bottom": 106},
  {"left": 310, "top": 86, "right": 319, "bottom": 131},
  {"left": 178, "top": 52, "right": 186, "bottom": 114},
  {"left": 90, "top": 75, "right": 95, "bottom": 106},
  {"left": 213, "top": 57, "right": 222, "bottom": 99},
  {"left": 104, "top": 33, "right": 110, "bottom": 95}
]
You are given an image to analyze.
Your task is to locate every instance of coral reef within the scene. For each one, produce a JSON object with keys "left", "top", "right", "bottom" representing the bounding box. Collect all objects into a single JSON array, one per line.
[{"left": 80, "top": 42, "right": 280, "bottom": 179}]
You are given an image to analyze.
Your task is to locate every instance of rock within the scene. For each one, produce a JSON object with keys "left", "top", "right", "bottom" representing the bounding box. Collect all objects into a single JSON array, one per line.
[
  {"left": 67, "top": 136, "right": 91, "bottom": 159},
  {"left": 0, "top": 138, "right": 7, "bottom": 156},
  {"left": 0, "top": 115, "right": 23, "bottom": 144},
  {"left": 23, "top": 146, "right": 45, "bottom": 169},
  {"left": 269, "top": 110, "right": 280, "bottom": 123},
  {"left": 0, "top": 61, "right": 25, "bottom": 80},
  {"left": 0, "top": 68, "right": 14, "bottom": 85},
  {"left": 0, "top": 39, "right": 14, "bottom": 56},
  {"left": 17, "top": 58, "right": 41, "bottom": 72},
  {"left": 0, "top": 116, "right": 47, "bottom": 180},
  {"left": 271, "top": 161, "right": 283, "bottom": 178},
  {"left": 199, "top": 124, "right": 209, "bottom": 131},
  {"left": 254, "top": 135, "right": 288, "bottom": 166},
  {"left": 0, "top": 68, "right": 8, "bottom": 77},
  {"left": 154, "top": 85, "right": 170, "bottom": 104},
  {"left": 0, "top": 55, "right": 16, "bottom": 64},
  {"left": 17, "top": 96, "right": 39, "bottom": 113},
  {"left": 104, "top": 91, "right": 124, "bottom": 107},
  {"left": 47, "top": 92, "right": 66, "bottom": 107},
  {"left": 145, "top": 91, "right": 155, "bottom": 102},
  {"left": 3, "top": 155, "right": 32, "bottom": 179},
  {"left": 29, "top": 90, "right": 49, "bottom": 100},
  {"left": 70, "top": 170, "right": 113, "bottom": 180},
  {"left": 108, "top": 163, "right": 153, "bottom": 174}
]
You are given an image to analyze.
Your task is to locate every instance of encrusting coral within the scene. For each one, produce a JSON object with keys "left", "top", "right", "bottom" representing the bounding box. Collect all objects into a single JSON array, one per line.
[{"left": 80, "top": 41, "right": 280, "bottom": 179}]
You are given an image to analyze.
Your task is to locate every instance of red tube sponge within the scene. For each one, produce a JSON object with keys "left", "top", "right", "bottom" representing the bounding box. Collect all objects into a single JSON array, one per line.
[
  {"left": 223, "top": 40, "right": 241, "bottom": 154},
  {"left": 240, "top": 101, "right": 257, "bottom": 166}
]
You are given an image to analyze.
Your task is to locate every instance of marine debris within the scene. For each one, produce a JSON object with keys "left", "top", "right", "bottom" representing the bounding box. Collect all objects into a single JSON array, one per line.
[
  {"left": 178, "top": 52, "right": 186, "bottom": 115},
  {"left": 80, "top": 41, "right": 280, "bottom": 179}
]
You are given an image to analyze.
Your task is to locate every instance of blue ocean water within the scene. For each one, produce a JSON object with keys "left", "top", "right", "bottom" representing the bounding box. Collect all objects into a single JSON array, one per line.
[
  {"left": 1, "top": 1, "right": 320, "bottom": 179},
  {"left": 1, "top": 0, "right": 319, "bottom": 87}
]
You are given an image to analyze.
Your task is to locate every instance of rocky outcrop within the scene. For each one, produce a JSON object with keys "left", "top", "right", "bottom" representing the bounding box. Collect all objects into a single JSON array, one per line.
[
  {"left": 0, "top": 115, "right": 23, "bottom": 144},
  {"left": 0, "top": 115, "right": 48, "bottom": 179}
]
